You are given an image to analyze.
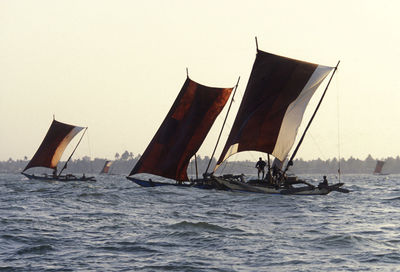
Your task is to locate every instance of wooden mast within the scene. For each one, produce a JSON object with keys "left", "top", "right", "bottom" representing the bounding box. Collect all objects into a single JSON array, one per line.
[
  {"left": 255, "top": 36, "right": 259, "bottom": 51},
  {"left": 194, "top": 154, "right": 199, "bottom": 180},
  {"left": 205, "top": 77, "right": 240, "bottom": 175}
]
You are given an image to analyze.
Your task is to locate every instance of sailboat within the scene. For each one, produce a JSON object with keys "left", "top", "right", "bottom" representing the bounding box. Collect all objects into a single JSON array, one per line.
[
  {"left": 21, "top": 118, "right": 95, "bottom": 181},
  {"left": 100, "top": 160, "right": 113, "bottom": 174},
  {"left": 126, "top": 75, "right": 235, "bottom": 188},
  {"left": 210, "top": 42, "right": 348, "bottom": 195},
  {"left": 373, "top": 160, "right": 388, "bottom": 175}
]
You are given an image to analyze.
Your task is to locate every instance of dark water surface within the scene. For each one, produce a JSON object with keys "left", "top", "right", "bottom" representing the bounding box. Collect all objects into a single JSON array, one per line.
[{"left": 1, "top": 173, "right": 399, "bottom": 271}]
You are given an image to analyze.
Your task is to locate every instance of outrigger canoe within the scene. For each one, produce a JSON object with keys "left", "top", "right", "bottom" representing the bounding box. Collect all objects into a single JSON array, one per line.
[
  {"left": 22, "top": 172, "right": 95, "bottom": 182},
  {"left": 212, "top": 175, "right": 349, "bottom": 195}
]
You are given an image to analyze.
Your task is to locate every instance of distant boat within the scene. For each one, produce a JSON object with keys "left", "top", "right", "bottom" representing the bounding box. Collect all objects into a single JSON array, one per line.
[
  {"left": 373, "top": 160, "right": 388, "bottom": 175},
  {"left": 211, "top": 42, "right": 348, "bottom": 195},
  {"left": 100, "top": 160, "right": 113, "bottom": 174},
  {"left": 21, "top": 118, "right": 95, "bottom": 182},
  {"left": 126, "top": 75, "right": 234, "bottom": 189}
]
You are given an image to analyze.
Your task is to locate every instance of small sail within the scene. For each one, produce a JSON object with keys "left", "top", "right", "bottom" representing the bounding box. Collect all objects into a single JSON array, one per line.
[
  {"left": 23, "top": 120, "right": 84, "bottom": 172},
  {"left": 100, "top": 160, "right": 113, "bottom": 174},
  {"left": 373, "top": 160, "right": 385, "bottom": 174},
  {"left": 215, "top": 50, "right": 334, "bottom": 169},
  {"left": 129, "top": 77, "right": 233, "bottom": 181}
]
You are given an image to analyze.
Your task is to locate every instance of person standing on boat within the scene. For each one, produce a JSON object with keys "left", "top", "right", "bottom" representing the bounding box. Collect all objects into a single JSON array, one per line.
[{"left": 255, "top": 157, "right": 267, "bottom": 180}]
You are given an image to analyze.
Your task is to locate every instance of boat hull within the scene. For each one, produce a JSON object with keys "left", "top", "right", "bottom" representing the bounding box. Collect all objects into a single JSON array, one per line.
[
  {"left": 126, "top": 176, "right": 228, "bottom": 190},
  {"left": 127, "top": 177, "right": 191, "bottom": 187},
  {"left": 22, "top": 173, "right": 96, "bottom": 182},
  {"left": 213, "top": 177, "right": 347, "bottom": 195}
]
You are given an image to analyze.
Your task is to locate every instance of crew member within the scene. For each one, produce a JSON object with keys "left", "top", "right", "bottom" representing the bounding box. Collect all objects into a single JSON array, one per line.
[
  {"left": 255, "top": 157, "right": 267, "bottom": 180},
  {"left": 318, "top": 175, "right": 329, "bottom": 189}
]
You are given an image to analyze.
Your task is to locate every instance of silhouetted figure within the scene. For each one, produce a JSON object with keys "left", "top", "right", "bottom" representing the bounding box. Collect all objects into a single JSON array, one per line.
[
  {"left": 318, "top": 175, "right": 329, "bottom": 189},
  {"left": 272, "top": 165, "right": 278, "bottom": 178},
  {"left": 255, "top": 157, "right": 267, "bottom": 180},
  {"left": 149, "top": 178, "right": 155, "bottom": 187}
]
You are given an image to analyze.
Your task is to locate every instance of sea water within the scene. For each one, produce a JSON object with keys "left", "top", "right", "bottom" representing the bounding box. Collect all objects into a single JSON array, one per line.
[{"left": 0, "top": 173, "right": 399, "bottom": 271}]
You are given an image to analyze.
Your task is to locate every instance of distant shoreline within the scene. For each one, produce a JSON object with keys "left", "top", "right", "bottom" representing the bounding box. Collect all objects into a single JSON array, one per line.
[{"left": 2, "top": 154, "right": 397, "bottom": 175}]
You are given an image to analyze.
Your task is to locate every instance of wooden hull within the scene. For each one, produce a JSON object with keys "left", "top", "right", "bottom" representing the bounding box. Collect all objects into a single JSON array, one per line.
[
  {"left": 213, "top": 177, "right": 347, "bottom": 195},
  {"left": 127, "top": 177, "right": 190, "bottom": 187},
  {"left": 22, "top": 173, "right": 96, "bottom": 182},
  {"left": 126, "top": 176, "right": 228, "bottom": 190}
]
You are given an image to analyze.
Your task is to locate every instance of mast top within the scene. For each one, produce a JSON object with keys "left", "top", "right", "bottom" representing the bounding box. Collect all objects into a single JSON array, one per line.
[{"left": 255, "top": 36, "right": 259, "bottom": 51}]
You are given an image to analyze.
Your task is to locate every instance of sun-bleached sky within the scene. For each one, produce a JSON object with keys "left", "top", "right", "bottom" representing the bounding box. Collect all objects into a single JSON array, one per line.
[{"left": 1, "top": 0, "right": 400, "bottom": 162}]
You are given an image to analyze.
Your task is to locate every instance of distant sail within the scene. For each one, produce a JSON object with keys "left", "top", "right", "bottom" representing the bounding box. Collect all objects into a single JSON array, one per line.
[
  {"left": 100, "top": 160, "right": 113, "bottom": 174},
  {"left": 216, "top": 50, "right": 334, "bottom": 168},
  {"left": 373, "top": 160, "right": 385, "bottom": 174},
  {"left": 129, "top": 77, "right": 233, "bottom": 181},
  {"left": 23, "top": 120, "right": 84, "bottom": 172}
]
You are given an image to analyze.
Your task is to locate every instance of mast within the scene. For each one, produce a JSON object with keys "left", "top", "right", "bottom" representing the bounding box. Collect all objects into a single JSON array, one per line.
[
  {"left": 205, "top": 77, "right": 240, "bottom": 174},
  {"left": 283, "top": 60, "right": 340, "bottom": 173},
  {"left": 58, "top": 127, "right": 88, "bottom": 176},
  {"left": 255, "top": 36, "right": 259, "bottom": 51},
  {"left": 194, "top": 154, "right": 199, "bottom": 180}
]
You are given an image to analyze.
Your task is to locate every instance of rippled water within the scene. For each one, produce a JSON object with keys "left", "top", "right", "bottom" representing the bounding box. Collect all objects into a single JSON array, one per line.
[{"left": 1, "top": 173, "right": 400, "bottom": 271}]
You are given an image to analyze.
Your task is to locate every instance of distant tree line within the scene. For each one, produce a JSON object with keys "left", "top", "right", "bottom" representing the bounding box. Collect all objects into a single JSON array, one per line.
[{"left": 0, "top": 153, "right": 397, "bottom": 175}]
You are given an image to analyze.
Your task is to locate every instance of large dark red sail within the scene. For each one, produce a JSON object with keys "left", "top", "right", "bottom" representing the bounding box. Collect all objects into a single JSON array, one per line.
[
  {"left": 216, "top": 50, "right": 333, "bottom": 167},
  {"left": 23, "top": 120, "right": 84, "bottom": 172},
  {"left": 129, "top": 77, "right": 233, "bottom": 181}
]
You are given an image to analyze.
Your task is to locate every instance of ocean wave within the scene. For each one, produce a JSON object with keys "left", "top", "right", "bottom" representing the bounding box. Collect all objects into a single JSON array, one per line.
[
  {"left": 16, "top": 244, "right": 53, "bottom": 255},
  {"left": 382, "top": 196, "right": 400, "bottom": 202},
  {"left": 205, "top": 210, "right": 244, "bottom": 218},
  {"left": 2, "top": 173, "right": 400, "bottom": 271},
  {"left": 95, "top": 242, "right": 158, "bottom": 254},
  {"left": 314, "top": 234, "right": 365, "bottom": 248},
  {"left": 140, "top": 264, "right": 210, "bottom": 272},
  {"left": 77, "top": 192, "right": 106, "bottom": 198},
  {"left": 358, "top": 252, "right": 400, "bottom": 264},
  {"left": 167, "top": 221, "right": 243, "bottom": 233}
]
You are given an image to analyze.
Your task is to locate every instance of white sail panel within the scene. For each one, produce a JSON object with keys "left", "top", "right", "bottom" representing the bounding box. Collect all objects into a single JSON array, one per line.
[
  {"left": 50, "top": 126, "right": 84, "bottom": 167},
  {"left": 217, "top": 143, "right": 239, "bottom": 168},
  {"left": 271, "top": 65, "right": 334, "bottom": 161}
]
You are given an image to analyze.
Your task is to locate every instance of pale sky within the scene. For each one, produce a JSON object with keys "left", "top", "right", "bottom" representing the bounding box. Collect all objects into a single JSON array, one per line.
[{"left": 1, "top": 0, "right": 399, "bottom": 162}]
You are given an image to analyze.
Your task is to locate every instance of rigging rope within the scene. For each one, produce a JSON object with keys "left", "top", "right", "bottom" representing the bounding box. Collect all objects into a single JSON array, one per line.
[
  {"left": 308, "top": 133, "right": 329, "bottom": 174},
  {"left": 336, "top": 70, "right": 342, "bottom": 182},
  {"left": 85, "top": 128, "right": 94, "bottom": 174},
  {"left": 216, "top": 161, "right": 227, "bottom": 175}
]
